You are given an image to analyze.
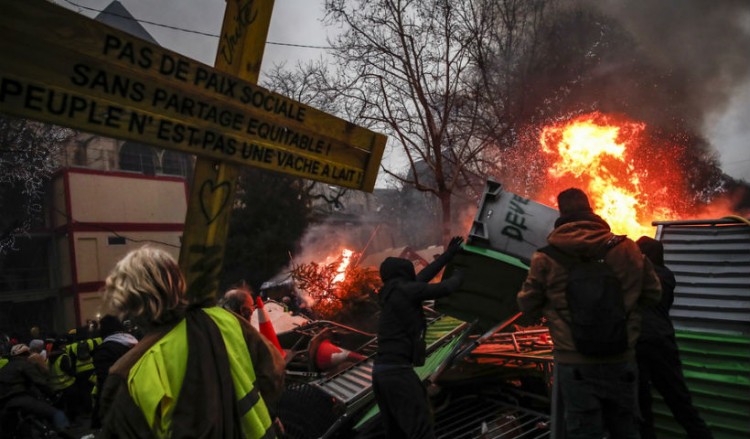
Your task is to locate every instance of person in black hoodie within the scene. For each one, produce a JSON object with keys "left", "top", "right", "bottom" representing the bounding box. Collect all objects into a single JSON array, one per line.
[
  {"left": 90, "top": 315, "right": 138, "bottom": 429},
  {"left": 635, "top": 236, "right": 713, "bottom": 439},
  {"left": 373, "top": 236, "right": 464, "bottom": 439}
]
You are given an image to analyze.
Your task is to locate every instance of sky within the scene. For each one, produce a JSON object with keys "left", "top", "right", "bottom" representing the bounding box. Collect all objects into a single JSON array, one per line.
[
  {"left": 55, "top": 0, "right": 750, "bottom": 184},
  {"left": 55, "top": 0, "right": 330, "bottom": 75}
]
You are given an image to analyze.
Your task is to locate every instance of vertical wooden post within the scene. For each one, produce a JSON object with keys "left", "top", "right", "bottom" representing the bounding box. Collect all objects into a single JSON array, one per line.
[{"left": 179, "top": 0, "right": 274, "bottom": 302}]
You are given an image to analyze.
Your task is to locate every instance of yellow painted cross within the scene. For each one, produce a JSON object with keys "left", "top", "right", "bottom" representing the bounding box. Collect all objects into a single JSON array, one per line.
[
  {"left": 180, "top": 0, "right": 272, "bottom": 303},
  {"left": 0, "top": 0, "right": 386, "bottom": 301}
]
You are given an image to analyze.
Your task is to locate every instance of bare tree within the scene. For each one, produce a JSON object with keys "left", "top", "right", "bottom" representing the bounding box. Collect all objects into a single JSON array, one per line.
[
  {"left": 0, "top": 115, "right": 74, "bottom": 254},
  {"left": 321, "top": 0, "right": 501, "bottom": 243},
  {"left": 319, "top": 0, "right": 560, "bottom": 243},
  {"left": 262, "top": 61, "right": 353, "bottom": 214},
  {"left": 466, "top": 0, "right": 554, "bottom": 144}
]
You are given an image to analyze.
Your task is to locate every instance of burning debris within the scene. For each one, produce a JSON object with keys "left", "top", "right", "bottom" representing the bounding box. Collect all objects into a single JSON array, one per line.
[
  {"left": 487, "top": 0, "right": 750, "bottom": 228},
  {"left": 499, "top": 111, "right": 737, "bottom": 238},
  {"left": 290, "top": 248, "right": 381, "bottom": 324},
  {"left": 537, "top": 111, "right": 679, "bottom": 237}
]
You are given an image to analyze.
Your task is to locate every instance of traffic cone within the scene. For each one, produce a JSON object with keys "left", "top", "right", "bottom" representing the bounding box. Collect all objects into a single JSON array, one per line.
[
  {"left": 256, "top": 296, "right": 285, "bottom": 358},
  {"left": 314, "top": 339, "right": 367, "bottom": 370}
]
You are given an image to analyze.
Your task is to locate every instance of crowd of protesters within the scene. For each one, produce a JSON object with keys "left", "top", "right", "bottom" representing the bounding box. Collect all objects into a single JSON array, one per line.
[
  {"left": 1, "top": 247, "right": 285, "bottom": 438},
  {"left": 1, "top": 188, "right": 715, "bottom": 439},
  {"left": 0, "top": 317, "right": 142, "bottom": 437}
]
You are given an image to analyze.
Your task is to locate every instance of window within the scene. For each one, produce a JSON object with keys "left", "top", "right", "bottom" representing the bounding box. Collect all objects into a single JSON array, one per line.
[
  {"left": 162, "top": 150, "right": 192, "bottom": 177},
  {"left": 119, "top": 142, "right": 158, "bottom": 175},
  {"left": 107, "top": 236, "right": 126, "bottom": 245}
]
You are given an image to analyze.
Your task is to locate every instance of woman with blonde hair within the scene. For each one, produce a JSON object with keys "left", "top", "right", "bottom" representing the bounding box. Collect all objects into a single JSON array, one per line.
[{"left": 98, "top": 246, "right": 285, "bottom": 438}]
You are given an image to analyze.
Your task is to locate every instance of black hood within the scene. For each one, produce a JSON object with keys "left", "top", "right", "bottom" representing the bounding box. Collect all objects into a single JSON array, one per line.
[
  {"left": 379, "top": 257, "right": 416, "bottom": 283},
  {"left": 637, "top": 236, "right": 665, "bottom": 267}
]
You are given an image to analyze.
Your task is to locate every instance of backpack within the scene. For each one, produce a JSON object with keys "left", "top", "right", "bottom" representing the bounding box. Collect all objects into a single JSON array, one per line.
[
  {"left": 539, "top": 235, "right": 628, "bottom": 356},
  {"left": 76, "top": 339, "right": 94, "bottom": 362}
]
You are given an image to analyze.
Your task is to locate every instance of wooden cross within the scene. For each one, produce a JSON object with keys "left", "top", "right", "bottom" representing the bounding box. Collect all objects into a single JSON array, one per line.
[{"left": 0, "top": 0, "right": 386, "bottom": 302}]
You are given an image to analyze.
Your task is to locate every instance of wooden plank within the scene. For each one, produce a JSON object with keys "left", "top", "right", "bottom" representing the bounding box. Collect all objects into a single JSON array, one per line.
[
  {"left": 179, "top": 0, "right": 271, "bottom": 302},
  {"left": 0, "top": 71, "right": 368, "bottom": 189},
  {"left": 0, "top": 0, "right": 386, "bottom": 191}
]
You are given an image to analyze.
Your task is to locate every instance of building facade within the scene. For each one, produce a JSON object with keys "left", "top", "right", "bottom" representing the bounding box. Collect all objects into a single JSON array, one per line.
[
  {"left": 0, "top": 1, "right": 191, "bottom": 336},
  {"left": 0, "top": 132, "right": 190, "bottom": 335}
]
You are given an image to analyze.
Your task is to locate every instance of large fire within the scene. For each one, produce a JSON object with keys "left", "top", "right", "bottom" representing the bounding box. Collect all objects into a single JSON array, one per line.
[{"left": 536, "top": 112, "right": 689, "bottom": 237}]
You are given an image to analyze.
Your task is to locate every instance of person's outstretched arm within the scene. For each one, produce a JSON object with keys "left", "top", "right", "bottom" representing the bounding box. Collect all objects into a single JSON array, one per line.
[
  {"left": 416, "top": 236, "right": 464, "bottom": 283},
  {"left": 413, "top": 269, "right": 464, "bottom": 302}
]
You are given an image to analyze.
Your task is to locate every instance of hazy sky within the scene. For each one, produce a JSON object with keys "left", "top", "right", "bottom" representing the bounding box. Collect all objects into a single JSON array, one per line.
[{"left": 56, "top": 0, "right": 750, "bottom": 183}]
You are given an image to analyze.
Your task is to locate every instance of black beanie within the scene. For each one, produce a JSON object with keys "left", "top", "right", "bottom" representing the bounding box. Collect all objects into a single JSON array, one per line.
[
  {"left": 636, "top": 236, "right": 665, "bottom": 266},
  {"left": 557, "top": 188, "right": 593, "bottom": 216},
  {"left": 99, "top": 315, "right": 125, "bottom": 339}
]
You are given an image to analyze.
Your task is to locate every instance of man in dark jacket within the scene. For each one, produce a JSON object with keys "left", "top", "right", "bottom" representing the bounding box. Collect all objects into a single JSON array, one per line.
[
  {"left": 635, "top": 236, "right": 714, "bottom": 439},
  {"left": 517, "top": 188, "right": 661, "bottom": 439},
  {"left": 373, "top": 236, "right": 464, "bottom": 439},
  {"left": 0, "top": 344, "right": 70, "bottom": 436}
]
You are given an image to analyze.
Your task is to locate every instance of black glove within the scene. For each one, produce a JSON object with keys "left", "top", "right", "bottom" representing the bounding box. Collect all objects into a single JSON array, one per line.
[{"left": 446, "top": 236, "right": 464, "bottom": 257}]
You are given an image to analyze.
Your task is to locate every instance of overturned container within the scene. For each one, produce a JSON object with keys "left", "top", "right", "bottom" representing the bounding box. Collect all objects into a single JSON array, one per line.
[{"left": 467, "top": 179, "right": 559, "bottom": 265}]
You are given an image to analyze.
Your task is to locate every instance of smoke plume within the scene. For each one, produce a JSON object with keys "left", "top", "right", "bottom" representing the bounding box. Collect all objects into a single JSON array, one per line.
[
  {"left": 581, "top": 0, "right": 750, "bottom": 129},
  {"left": 497, "top": 0, "right": 750, "bottom": 214}
]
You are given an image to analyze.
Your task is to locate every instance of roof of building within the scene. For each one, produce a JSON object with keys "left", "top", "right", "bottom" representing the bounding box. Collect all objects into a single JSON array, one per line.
[{"left": 95, "top": 1, "right": 159, "bottom": 44}]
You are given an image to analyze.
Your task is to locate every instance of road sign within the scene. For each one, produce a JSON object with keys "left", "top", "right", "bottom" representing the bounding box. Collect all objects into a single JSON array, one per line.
[{"left": 0, "top": 0, "right": 386, "bottom": 191}]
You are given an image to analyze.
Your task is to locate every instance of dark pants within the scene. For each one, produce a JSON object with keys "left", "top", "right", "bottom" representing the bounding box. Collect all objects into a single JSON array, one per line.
[
  {"left": 53, "top": 385, "right": 79, "bottom": 423},
  {"left": 73, "top": 370, "right": 94, "bottom": 416},
  {"left": 372, "top": 365, "right": 434, "bottom": 439},
  {"left": 0, "top": 394, "right": 70, "bottom": 438},
  {"left": 557, "top": 361, "right": 640, "bottom": 439},
  {"left": 637, "top": 338, "right": 713, "bottom": 439}
]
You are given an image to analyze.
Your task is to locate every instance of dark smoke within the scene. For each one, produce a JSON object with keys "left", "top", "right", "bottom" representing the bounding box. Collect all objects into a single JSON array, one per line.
[{"left": 581, "top": 0, "right": 750, "bottom": 129}]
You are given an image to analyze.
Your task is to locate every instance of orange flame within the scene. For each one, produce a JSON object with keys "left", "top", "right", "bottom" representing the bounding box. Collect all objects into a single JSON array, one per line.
[
  {"left": 333, "top": 249, "right": 354, "bottom": 284},
  {"left": 538, "top": 112, "right": 678, "bottom": 237}
]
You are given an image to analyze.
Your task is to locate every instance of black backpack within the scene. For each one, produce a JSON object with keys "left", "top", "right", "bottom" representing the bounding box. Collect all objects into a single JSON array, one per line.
[
  {"left": 75, "top": 338, "right": 95, "bottom": 362},
  {"left": 539, "top": 235, "right": 628, "bottom": 356}
]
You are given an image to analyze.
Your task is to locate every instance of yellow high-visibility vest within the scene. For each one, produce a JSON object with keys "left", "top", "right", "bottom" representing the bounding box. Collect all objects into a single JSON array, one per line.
[
  {"left": 70, "top": 338, "right": 99, "bottom": 374},
  {"left": 49, "top": 353, "right": 75, "bottom": 391},
  {"left": 127, "top": 307, "right": 274, "bottom": 438}
]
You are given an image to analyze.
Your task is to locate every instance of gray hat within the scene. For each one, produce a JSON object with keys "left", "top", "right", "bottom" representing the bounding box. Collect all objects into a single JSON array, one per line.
[{"left": 29, "top": 339, "right": 45, "bottom": 352}]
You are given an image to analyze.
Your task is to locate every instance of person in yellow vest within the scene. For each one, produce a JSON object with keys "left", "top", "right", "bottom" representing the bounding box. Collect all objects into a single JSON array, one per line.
[
  {"left": 47, "top": 338, "right": 78, "bottom": 423},
  {"left": 98, "top": 246, "right": 285, "bottom": 438},
  {"left": 0, "top": 337, "right": 13, "bottom": 371},
  {"left": 69, "top": 328, "right": 99, "bottom": 418},
  {"left": 0, "top": 343, "right": 8, "bottom": 370}
]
